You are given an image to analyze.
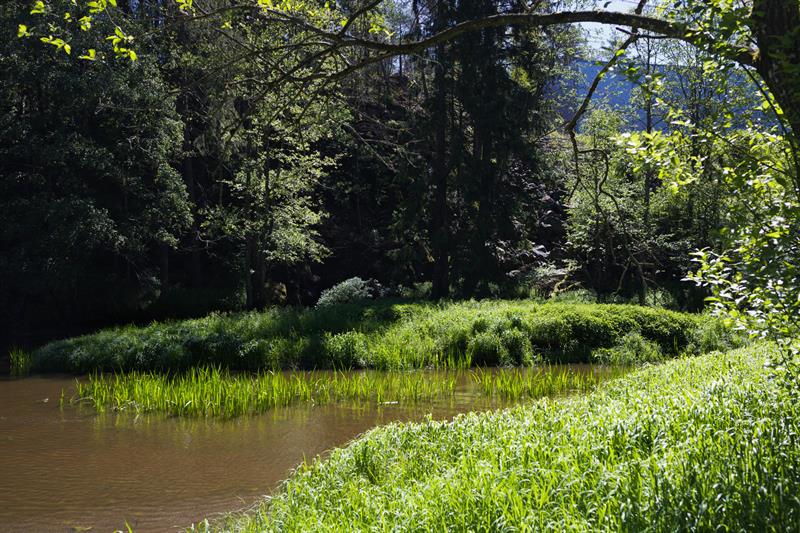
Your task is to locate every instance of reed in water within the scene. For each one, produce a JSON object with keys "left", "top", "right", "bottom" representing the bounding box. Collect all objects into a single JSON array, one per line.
[{"left": 72, "top": 364, "right": 618, "bottom": 418}]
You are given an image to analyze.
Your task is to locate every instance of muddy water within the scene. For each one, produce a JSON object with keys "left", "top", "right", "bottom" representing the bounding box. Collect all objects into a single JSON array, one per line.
[{"left": 0, "top": 367, "right": 611, "bottom": 532}]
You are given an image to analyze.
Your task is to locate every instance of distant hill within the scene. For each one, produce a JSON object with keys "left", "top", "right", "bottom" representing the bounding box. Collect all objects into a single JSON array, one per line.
[{"left": 558, "top": 58, "right": 770, "bottom": 132}]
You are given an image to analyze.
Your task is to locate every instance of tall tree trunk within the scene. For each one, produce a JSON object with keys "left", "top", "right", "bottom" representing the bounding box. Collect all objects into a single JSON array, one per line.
[
  {"left": 159, "top": 243, "right": 170, "bottom": 295},
  {"left": 430, "top": 39, "right": 450, "bottom": 299},
  {"left": 751, "top": 1, "right": 800, "bottom": 182},
  {"left": 244, "top": 234, "right": 266, "bottom": 309},
  {"left": 183, "top": 156, "right": 203, "bottom": 287}
]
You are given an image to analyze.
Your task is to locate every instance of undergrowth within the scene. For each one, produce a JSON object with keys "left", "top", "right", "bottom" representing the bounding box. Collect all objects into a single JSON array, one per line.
[{"left": 32, "top": 300, "right": 739, "bottom": 373}]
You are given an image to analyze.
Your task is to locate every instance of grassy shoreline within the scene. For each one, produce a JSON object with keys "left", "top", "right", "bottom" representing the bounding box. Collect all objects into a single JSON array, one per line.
[
  {"left": 31, "top": 300, "right": 726, "bottom": 373},
  {"left": 194, "top": 345, "right": 800, "bottom": 532}
]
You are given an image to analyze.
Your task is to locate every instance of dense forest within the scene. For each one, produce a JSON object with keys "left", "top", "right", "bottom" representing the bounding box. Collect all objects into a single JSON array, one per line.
[{"left": 1, "top": 0, "right": 779, "bottom": 356}]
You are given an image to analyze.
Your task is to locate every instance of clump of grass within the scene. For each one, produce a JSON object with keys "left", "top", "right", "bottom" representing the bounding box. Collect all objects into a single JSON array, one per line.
[
  {"left": 9, "top": 348, "right": 33, "bottom": 376},
  {"left": 34, "top": 300, "right": 717, "bottom": 373},
  {"left": 322, "top": 331, "right": 369, "bottom": 369},
  {"left": 499, "top": 329, "right": 538, "bottom": 366},
  {"left": 197, "top": 345, "right": 800, "bottom": 532},
  {"left": 591, "top": 331, "right": 664, "bottom": 365}
]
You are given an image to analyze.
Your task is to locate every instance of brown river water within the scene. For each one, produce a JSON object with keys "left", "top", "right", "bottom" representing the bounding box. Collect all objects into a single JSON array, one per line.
[{"left": 0, "top": 367, "right": 609, "bottom": 532}]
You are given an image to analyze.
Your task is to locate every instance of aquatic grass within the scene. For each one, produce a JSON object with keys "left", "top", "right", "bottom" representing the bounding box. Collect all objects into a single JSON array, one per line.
[
  {"left": 34, "top": 300, "right": 733, "bottom": 373},
  {"left": 73, "top": 364, "right": 622, "bottom": 418},
  {"left": 73, "top": 368, "right": 461, "bottom": 417},
  {"left": 9, "top": 347, "right": 33, "bottom": 376},
  {"left": 196, "top": 344, "right": 800, "bottom": 532}
]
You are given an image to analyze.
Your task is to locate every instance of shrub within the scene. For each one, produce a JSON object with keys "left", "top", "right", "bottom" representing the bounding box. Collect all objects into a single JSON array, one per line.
[
  {"left": 31, "top": 301, "right": 714, "bottom": 373},
  {"left": 471, "top": 316, "right": 492, "bottom": 334},
  {"left": 323, "top": 331, "right": 370, "bottom": 369},
  {"left": 687, "top": 316, "right": 746, "bottom": 355},
  {"left": 467, "top": 332, "right": 512, "bottom": 367},
  {"left": 500, "top": 329, "right": 537, "bottom": 366},
  {"left": 316, "top": 278, "right": 372, "bottom": 308},
  {"left": 592, "top": 331, "right": 663, "bottom": 365}
]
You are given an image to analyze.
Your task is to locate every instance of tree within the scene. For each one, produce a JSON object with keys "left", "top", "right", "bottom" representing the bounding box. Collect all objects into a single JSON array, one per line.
[
  {"left": 0, "top": 1, "right": 191, "bottom": 329},
  {"left": 202, "top": 88, "right": 346, "bottom": 308},
  {"left": 12, "top": 0, "right": 800, "bottom": 358}
]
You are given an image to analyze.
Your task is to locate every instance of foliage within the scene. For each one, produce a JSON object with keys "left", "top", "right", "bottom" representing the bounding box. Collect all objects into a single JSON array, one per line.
[
  {"left": 564, "top": 43, "right": 760, "bottom": 308},
  {"left": 633, "top": 123, "right": 800, "bottom": 372},
  {"left": 198, "top": 345, "right": 800, "bottom": 532},
  {"left": 592, "top": 331, "right": 663, "bottom": 365},
  {"left": 686, "top": 314, "right": 748, "bottom": 355},
  {"left": 322, "top": 331, "right": 370, "bottom": 369},
  {"left": 32, "top": 301, "right": 718, "bottom": 373},
  {"left": 500, "top": 329, "right": 538, "bottom": 366},
  {"left": 316, "top": 278, "right": 372, "bottom": 308},
  {"left": 466, "top": 332, "right": 511, "bottom": 367},
  {"left": 0, "top": 5, "right": 191, "bottom": 327},
  {"left": 200, "top": 75, "right": 347, "bottom": 308}
]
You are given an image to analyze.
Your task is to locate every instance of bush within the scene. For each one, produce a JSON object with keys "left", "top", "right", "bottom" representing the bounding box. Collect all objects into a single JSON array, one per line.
[
  {"left": 316, "top": 278, "right": 372, "bottom": 308},
  {"left": 31, "top": 300, "right": 718, "bottom": 373},
  {"left": 687, "top": 316, "right": 747, "bottom": 355},
  {"left": 467, "top": 332, "right": 512, "bottom": 367},
  {"left": 592, "top": 331, "right": 663, "bottom": 365},
  {"left": 323, "top": 331, "right": 370, "bottom": 369},
  {"left": 500, "top": 329, "right": 537, "bottom": 366}
]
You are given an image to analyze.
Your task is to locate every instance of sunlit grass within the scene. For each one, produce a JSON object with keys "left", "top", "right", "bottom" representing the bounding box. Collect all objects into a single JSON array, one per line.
[
  {"left": 34, "top": 300, "right": 729, "bottom": 373},
  {"left": 72, "top": 364, "right": 622, "bottom": 417},
  {"left": 74, "top": 368, "right": 457, "bottom": 417},
  {"left": 471, "top": 365, "right": 627, "bottom": 400},
  {"left": 194, "top": 345, "right": 800, "bottom": 532}
]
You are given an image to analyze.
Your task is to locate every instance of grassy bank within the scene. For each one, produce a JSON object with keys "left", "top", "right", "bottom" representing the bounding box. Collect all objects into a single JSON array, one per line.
[
  {"left": 197, "top": 345, "right": 800, "bottom": 532},
  {"left": 71, "top": 366, "right": 619, "bottom": 417},
  {"left": 32, "top": 300, "right": 731, "bottom": 373}
]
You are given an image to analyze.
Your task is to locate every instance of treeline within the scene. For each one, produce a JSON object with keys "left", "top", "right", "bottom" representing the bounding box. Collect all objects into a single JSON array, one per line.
[{"left": 0, "top": 0, "right": 760, "bottom": 348}]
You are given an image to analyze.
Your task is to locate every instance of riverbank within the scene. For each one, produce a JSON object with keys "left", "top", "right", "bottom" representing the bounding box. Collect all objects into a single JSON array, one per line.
[
  {"left": 199, "top": 345, "right": 800, "bottom": 532},
  {"left": 30, "top": 300, "right": 731, "bottom": 373}
]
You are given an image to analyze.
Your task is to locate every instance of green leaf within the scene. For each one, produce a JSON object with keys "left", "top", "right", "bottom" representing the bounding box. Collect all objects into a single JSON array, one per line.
[{"left": 79, "top": 48, "right": 97, "bottom": 61}]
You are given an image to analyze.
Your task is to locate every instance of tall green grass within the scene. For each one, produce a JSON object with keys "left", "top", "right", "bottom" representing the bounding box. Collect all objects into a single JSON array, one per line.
[
  {"left": 194, "top": 345, "right": 800, "bottom": 532},
  {"left": 9, "top": 348, "right": 33, "bottom": 376},
  {"left": 33, "top": 300, "right": 733, "bottom": 373},
  {"left": 73, "top": 368, "right": 457, "bottom": 417},
  {"left": 471, "top": 366, "right": 627, "bottom": 400},
  {"left": 73, "top": 365, "right": 615, "bottom": 417}
]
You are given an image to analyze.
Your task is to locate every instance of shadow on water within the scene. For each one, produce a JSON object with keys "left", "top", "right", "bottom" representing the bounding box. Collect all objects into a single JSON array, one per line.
[{"left": 0, "top": 365, "right": 621, "bottom": 532}]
